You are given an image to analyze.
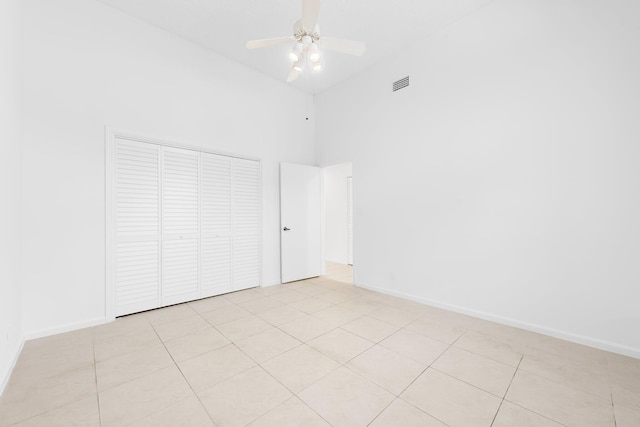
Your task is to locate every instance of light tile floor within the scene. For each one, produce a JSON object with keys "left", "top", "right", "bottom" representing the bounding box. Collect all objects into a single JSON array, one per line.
[{"left": 1, "top": 263, "right": 639, "bottom": 426}]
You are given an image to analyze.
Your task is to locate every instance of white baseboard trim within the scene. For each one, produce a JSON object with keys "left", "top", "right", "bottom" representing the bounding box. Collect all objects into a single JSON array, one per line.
[
  {"left": 1, "top": 338, "right": 24, "bottom": 397},
  {"left": 356, "top": 281, "right": 640, "bottom": 360},
  {"left": 24, "top": 317, "right": 107, "bottom": 341}
]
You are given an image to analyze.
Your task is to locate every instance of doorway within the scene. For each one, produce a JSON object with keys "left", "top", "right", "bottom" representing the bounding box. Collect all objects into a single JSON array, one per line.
[{"left": 322, "top": 162, "right": 353, "bottom": 284}]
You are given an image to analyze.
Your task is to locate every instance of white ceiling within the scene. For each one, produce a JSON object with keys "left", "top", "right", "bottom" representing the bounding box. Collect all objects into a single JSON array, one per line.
[{"left": 96, "top": 0, "right": 495, "bottom": 94}]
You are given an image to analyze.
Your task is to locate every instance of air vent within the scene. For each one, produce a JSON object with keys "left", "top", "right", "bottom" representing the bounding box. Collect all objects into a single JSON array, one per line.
[{"left": 392, "top": 76, "right": 409, "bottom": 92}]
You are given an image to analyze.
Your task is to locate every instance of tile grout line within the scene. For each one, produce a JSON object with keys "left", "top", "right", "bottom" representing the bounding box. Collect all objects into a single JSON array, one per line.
[
  {"left": 92, "top": 331, "right": 103, "bottom": 427},
  {"left": 148, "top": 313, "right": 218, "bottom": 427},
  {"left": 489, "top": 354, "right": 523, "bottom": 427}
]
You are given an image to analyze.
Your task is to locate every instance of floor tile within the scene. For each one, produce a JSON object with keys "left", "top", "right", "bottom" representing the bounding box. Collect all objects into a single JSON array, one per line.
[
  {"left": 316, "top": 290, "right": 357, "bottom": 304},
  {"left": 615, "top": 403, "right": 640, "bottom": 427},
  {"left": 198, "top": 366, "right": 292, "bottom": 427},
  {"left": 200, "top": 304, "right": 252, "bottom": 326},
  {"left": 612, "top": 383, "right": 640, "bottom": 412},
  {"left": 299, "top": 367, "right": 395, "bottom": 427},
  {"left": 279, "top": 315, "right": 337, "bottom": 342},
  {"left": 14, "top": 329, "right": 94, "bottom": 380},
  {"left": 93, "top": 324, "right": 161, "bottom": 362},
  {"left": 312, "top": 305, "right": 362, "bottom": 327},
  {"left": 187, "top": 295, "right": 234, "bottom": 314},
  {"left": 98, "top": 365, "right": 193, "bottom": 427},
  {"left": 506, "top": 369, "right": 614, "bottom": 426},
  {"left": 248, "top": 397, "right": 330, "bottom": 427},
  {"left": 291, "top": 283, "right": 332, "bottom": 297},
  {"left": 269, "top": 290, "right": 309, "bottom": 304},
  {"left": 288, "top": 297, "right": 333, "bottom": 314},
  {"left": 453, "top": 330, "right": 523, "bottom": 367},
  {"left": 253, "top": 284, "right": 288, "bottom": 297},
  {"left": 128, "top": 396, "right": 215, "bottom": 427},
  {"left": 432, "top": 346, "right": 516, "bottom": 397},
  {"left": 519, "top": 350, "right": 610, "bottom": 399},
  {"left": 256, "top": 305, "right": 308, "bottom": 326},
  {"left": 379, "top": 329, "right": 448, "bottom": 365},
  {"left": 492, "top": 401, "right": 565, "bottom": 427},
  {"left": 164, "top": 327, "right": 229, "bottom": 362},
  {"left": 0, "top": 364, "right": 96, "bottom": 426},
  {"left": 178, "top": 344, "right": 256, "bottom": 391},
  {"left": 405, "top": 317, "right": 466, "bottom": 344},
  {"left": 346, "top": 345, "right": 426, "bottom": 395},
  {"left": 152, "top": 314, "right": 210, "bottom": 342},
  {"left": 369, "top": 306, "right": 420, "bottom": 327},
  {"left": 262, "top": 345, "right": 340, "bottom": 393},
  {"left": 145, "top": 303, "right": 197, "bottom": 326},
  {"left": 369, "top": 398, "right": 447, "bottom": 427},
  {"left": 307, "top": 328, "right": 374, "bottom": 364},
  {"left": 237, "top": 297, "right": 284, "bottom": 314},
  {"left": 338, "top": 298, "right": 385, "bottom": 316},
  {"left": 223, "top": 289, "right": 262, "bottom": 304},
  {"left": 401, "top": 368, "right": 502, "bottom": 427},
  {"left": 8, "top": 396, "right": 100, "bottom": 427},
  {"left": 216, "top": 315, "right": 273, "bottom": 342},
  {"left": 341, "top": 316, "right": 399, "bottom": 343},
  {"left": 96, "top": 342, "right": 173, "bottom": 391},
  {"left": 235, "top": 328, "right": 302, "bottom": 363}
]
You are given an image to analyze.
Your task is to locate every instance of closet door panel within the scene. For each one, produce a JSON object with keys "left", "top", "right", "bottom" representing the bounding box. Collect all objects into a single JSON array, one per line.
[
  {"left": 114, "top": 139, "right": 161, "bottom": 316},
  {"left": 232, "top": 158, "right": 260, "bottom": 291},
  {"left": 161, "top": 147, "right": 200, "bottom": 305},
  {"left": 201, "top": 153, "right": 232, "bottom": 297}
]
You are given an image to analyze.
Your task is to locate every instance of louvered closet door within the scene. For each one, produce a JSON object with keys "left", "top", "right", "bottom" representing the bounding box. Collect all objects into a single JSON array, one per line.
[
  {"left": 232, "top": 158, "right": 260, "bottom": 291},
  {"left": 114, "top": 139, "right": 161, "bottom": 316},
  {"left": 201, "top": 153, "right": 232, "bottom": 297},
  {"left": 161, "top": 147, "right": 200, "bottom": 306}
]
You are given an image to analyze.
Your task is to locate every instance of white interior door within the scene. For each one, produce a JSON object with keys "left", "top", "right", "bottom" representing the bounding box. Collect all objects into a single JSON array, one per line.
[
  {"left": 161, "top": 146, "right": 200, "bottom": 306},
  {"left": 280, "top": 162, "right": 322, "bottom": 283}
]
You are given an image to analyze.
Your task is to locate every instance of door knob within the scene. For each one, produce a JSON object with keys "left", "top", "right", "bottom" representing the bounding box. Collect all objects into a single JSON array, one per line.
[{"left": 283, "top": 227, "right": 291, "bottom": 231}]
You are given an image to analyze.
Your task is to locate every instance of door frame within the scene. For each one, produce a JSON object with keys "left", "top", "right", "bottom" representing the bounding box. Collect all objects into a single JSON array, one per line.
[{"left": 105, "top": 127, "right": 262, "bottom": 321}]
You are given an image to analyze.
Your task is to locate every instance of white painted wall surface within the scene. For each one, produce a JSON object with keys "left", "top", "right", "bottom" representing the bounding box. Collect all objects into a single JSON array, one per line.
[
  {"left": 21, "top": 0, "right": 315, "bottom": 337},
  {"left": 0, "top": 0, "right": 24, "bottom": 392},
  {"left": 323, "top": 163, "right": 352, "bottom": 265},
  {"left": 315, "top": 0, "right": 640, "bottom": 357}
]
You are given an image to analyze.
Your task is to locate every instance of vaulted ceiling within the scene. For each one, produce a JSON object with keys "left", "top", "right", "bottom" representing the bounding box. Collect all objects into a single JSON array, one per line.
[{"left": 96, "top": 0, "right": 495, "bottom": 94}]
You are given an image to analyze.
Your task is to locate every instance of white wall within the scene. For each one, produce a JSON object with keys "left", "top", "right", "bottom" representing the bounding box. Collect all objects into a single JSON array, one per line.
[
  {"left": 21, "top": 0, "right": 315, "bottom": 337},
  {"left": 323, "top": 163, "right": 352, "bottom": 264},
  {"left": 0, "top": 0, "right": 24, "bottom": 392},
  {"left": 315, "top": 0, "right": 640, "bottom": 357}
]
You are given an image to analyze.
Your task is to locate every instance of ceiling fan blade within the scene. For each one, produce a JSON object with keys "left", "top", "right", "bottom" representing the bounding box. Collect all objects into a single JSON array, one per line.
[
  {"left": 287, "top": 68, "right": 301, "bottom": 83},
  {"left": 319, "top": 37, "right": 367, "bottom": 56},
  {"left": 301, "top": 0, "right": 321, "bottom": 31},
  {"left": 246, "top": 37, "right": 294, "bottom": 49}
]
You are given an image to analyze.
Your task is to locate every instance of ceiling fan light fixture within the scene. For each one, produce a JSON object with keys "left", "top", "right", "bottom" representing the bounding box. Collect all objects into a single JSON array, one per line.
[
  {"left": 289, "top": 42, "right": 303, "bottom": 62},
  {"left": 312, "top": 61, "right": 323, "bottom": 72},
  {"left": 292, "top": 58, "right": 303, "bottom": 72},
  {"left": 308, "top": 43, "right": 321, "bottom": 63}
]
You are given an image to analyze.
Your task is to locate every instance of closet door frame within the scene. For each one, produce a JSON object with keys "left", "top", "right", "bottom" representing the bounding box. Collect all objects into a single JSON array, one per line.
[{"left": 106, "top": 127, "right": 262, "bottom": 321}]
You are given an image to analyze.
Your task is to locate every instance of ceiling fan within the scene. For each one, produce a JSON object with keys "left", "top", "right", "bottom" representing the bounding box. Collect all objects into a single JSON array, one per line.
[{"left": 246, "top": 0, "right": 366, "bottom": 82}]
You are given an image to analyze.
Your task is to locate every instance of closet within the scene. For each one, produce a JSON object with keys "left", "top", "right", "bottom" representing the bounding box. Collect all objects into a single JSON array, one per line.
[{"left": 109, "top": 135, "right": 260, "bottom": 317}]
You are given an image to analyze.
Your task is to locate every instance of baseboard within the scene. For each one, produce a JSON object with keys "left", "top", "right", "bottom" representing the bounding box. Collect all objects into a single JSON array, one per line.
[
  {"left": 24, "top": 317, "right": 107, "bottom": 341},
  {"left": 0, "top": 338, "right": 24, "bottom": 397},
  {"left": 356, "top": 281, "right": 640, "bottom": 360}
]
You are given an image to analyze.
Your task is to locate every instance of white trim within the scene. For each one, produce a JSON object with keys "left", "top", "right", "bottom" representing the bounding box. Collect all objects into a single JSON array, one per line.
[
  {"left": 107, "top": 127, "right": 260, "bottom": 162},
  {"left": 355, "top": 281, "right": 640, "bottom": 359},
  {"left": 0, "top": 338, "right": 24, "bottom": 397},
  {"left": 24, "top": 317, "right": 107, "bottom": 341},
  {"left": 105, "top": 127, "right": 116, "bottom": 321}
]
